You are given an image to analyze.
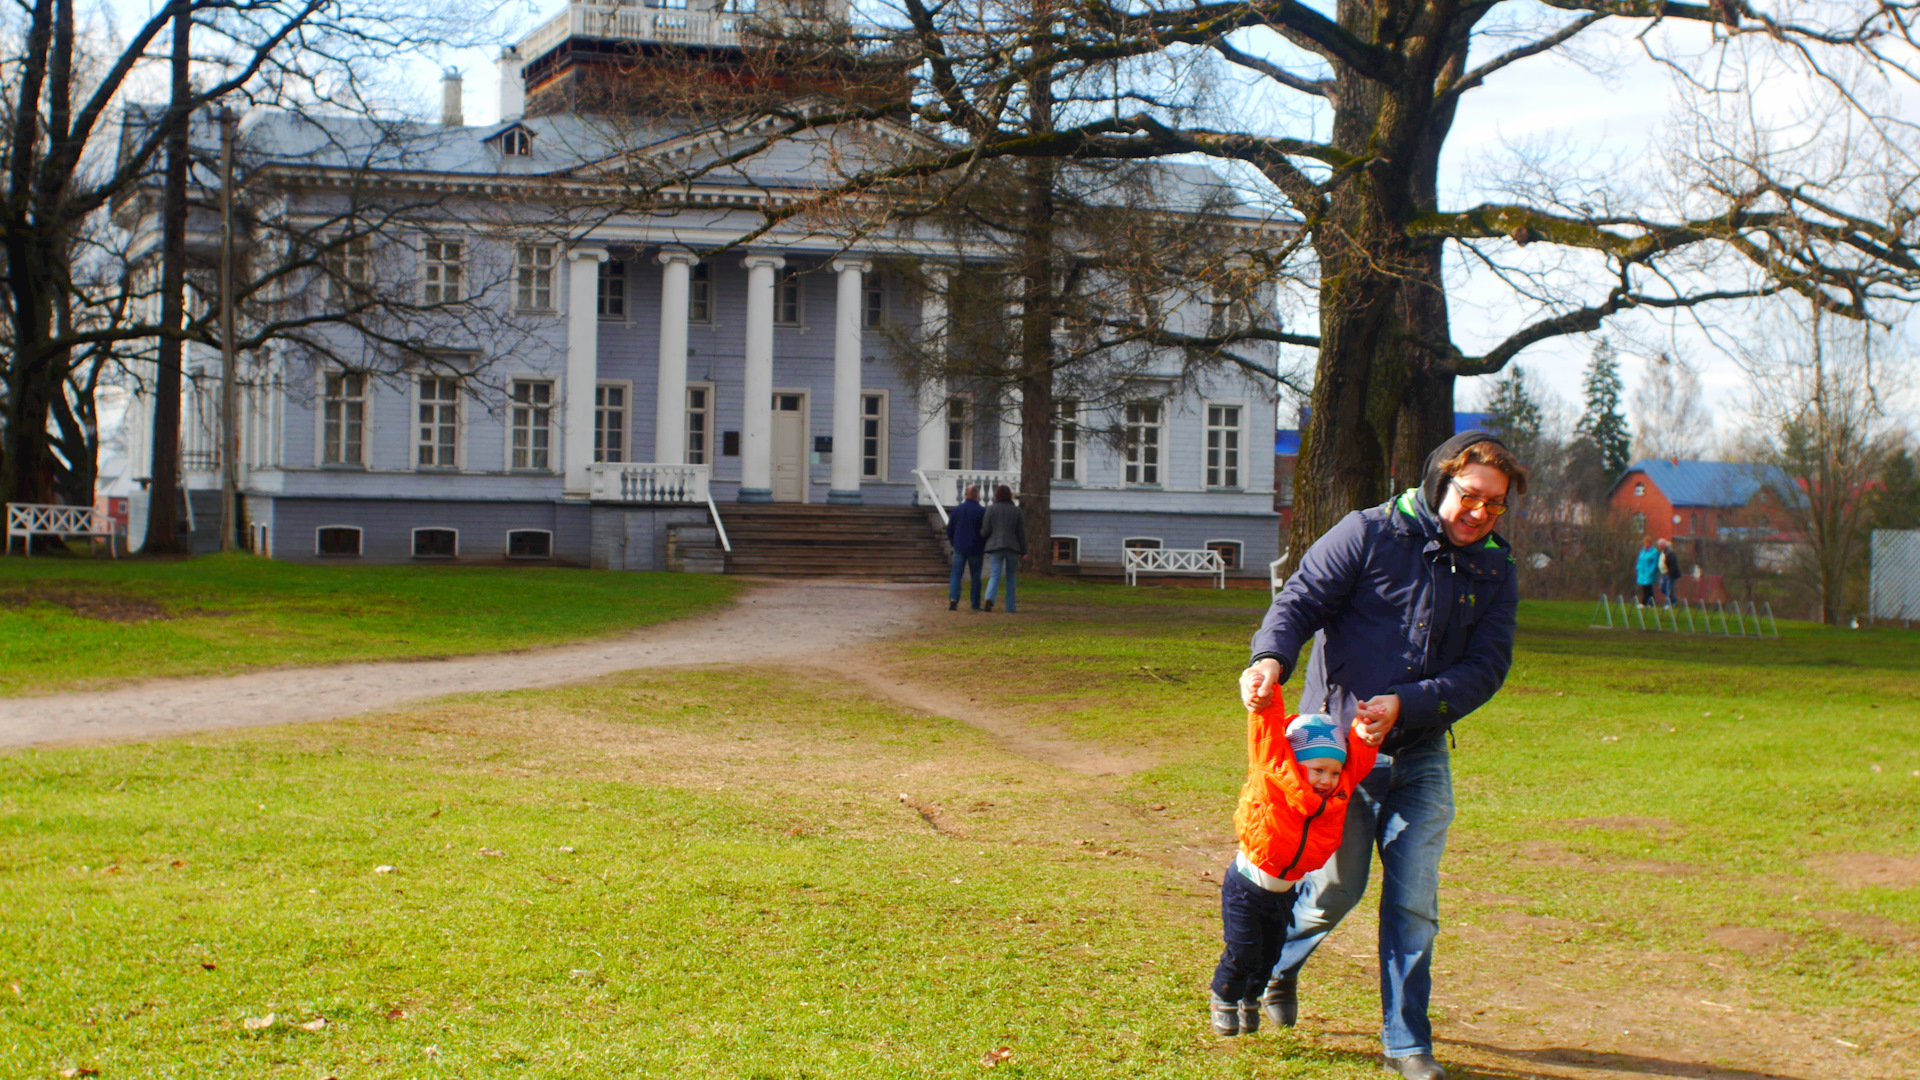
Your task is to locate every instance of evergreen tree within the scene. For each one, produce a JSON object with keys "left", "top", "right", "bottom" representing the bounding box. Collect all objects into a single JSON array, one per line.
[
  {"left": 1577, "top": 339, "right": 1632, "bottom": 478},
  {"left": 1877, "top": 445, "right": 1920, "bottom": 530},
  {"left": 1482, "top": 366, "right": 1544, "bottom": 463}
]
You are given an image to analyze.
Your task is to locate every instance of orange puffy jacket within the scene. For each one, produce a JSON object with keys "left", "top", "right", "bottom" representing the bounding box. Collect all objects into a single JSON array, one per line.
[{"left": 1233, "top": 688, "right": 1380, "bottom": 883}]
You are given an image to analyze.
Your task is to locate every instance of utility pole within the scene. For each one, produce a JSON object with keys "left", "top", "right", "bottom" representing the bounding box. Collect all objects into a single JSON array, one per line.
[{"left": 218, "top": 106, "right": 239, "bottom": 552}]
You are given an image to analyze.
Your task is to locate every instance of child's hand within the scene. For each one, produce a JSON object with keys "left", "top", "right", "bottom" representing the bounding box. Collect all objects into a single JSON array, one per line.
[
  {"left": 1240, "top": 659, "right": 1282, "bottom": 710},
  {"left": 1351, "top": 717, "right": 1385, "bottom": 747}
]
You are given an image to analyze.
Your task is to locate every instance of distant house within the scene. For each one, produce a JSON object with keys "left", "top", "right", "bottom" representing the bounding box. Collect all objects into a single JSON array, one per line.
[{"left": 1607, "top": 459, "right": 1804, "bottom": 562}]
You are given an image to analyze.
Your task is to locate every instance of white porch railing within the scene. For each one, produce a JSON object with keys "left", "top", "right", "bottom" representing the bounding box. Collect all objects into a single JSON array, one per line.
[
  {"left": 913, "top": 469, "right": 1019, "bottom": 526},
  {"left": 519, "top": 3, "right": 742, "bottom": 59},
  {"left": 1125, "top": 547, "right": 1225, "bottom": 588},
  {"left": 6, "top": 502, "right": 119, "bottom": 557},
  {"left": 587, "top": 463, "right": 730, "bottom": 552}
]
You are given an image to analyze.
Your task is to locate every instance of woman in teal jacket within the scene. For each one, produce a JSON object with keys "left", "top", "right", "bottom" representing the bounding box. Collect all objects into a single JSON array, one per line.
[{"left": 1634, "top": 536, "right": 1660, "bottom": 606}]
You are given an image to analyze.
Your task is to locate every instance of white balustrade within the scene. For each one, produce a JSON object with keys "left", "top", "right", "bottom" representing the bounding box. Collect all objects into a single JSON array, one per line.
[
  {"left": 914, "top": 469, "right": 1018, "bottom": 518},
  {"left": 520, "top": 4, "right": 741, "bottom": 59},
  {"left": 588, "top": 463, "right": 711, "bottom": 504}
]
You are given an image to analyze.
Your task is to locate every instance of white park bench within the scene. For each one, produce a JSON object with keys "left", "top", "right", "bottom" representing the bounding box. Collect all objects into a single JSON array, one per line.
[
  {"left": 5, "top": 503, "right": 119, "bottom": 557},
  {"left": 1124, "top": 546, "right": 1225, "bottom": 588}
]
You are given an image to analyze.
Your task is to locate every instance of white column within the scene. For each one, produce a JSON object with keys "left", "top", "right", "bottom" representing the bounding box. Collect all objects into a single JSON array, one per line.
[
  {"left": 738, "top": 252, "right": 785, "bottom": 503},
  {"left": 828, "top": 256, "right": 871, "bottom": 505},
  {"left": 654, "top": 247, "right": 697, "bottom": 465},
  {"left": 564, "top": 246, "right": 608, "bottom": 497},
  {"left": 915, "top": 264, "right": 950, "bottom": 485}
]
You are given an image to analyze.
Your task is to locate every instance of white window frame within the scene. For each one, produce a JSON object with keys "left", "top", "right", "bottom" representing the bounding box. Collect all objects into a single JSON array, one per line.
[
  {"left": 1205, "top": 401, "right": 1244, "bottom": 490},
  {"left": 327, "top": 234, "right": 371, "bottom": 303},
  {"left": 945, "top": 394, "right": 974, "bottom": 470},
  {"left": 1204, "top": 538, "right": 1244, "bottom": 571},
  {"left": 598, "top": 258, "right": 627, "bottom": 320},
  {"left": 1124, "top": 401, "right": 1163, "bottom": 486},
  {"left": 412, "top": 526, "right": 459, "bottom": 559},
  {"left": 688, "top": 263, "right": 714, "bottom": 324},
  {"left": 1634, "top": 481, "right": 1646, "bottom": 496},
  {"left": 775, "top": 266, "right": 803, "bottom": 326},
  {"left": 595, "top": 380, "right": 632, "bottom": 465},
  {"left": 422, "top": 238, "right": 464, "bottom": 303},
  {"left": 508, "top": 380, "right": 555, "bottom": 473},
  {"left": 1121, "top": 537, "right": 1164, "bottom": 561},
  {"left": 515, "top": 242, "right": 557, "bottom": 311},
  {"left": 505, "top": 528, "right": 554, "bottom": 560},
  {"left": 499, "top": 127, "right": 531, "bottom": 157},
  {"left": 319, "top": 370, "right": 368, "bottom": 468},
  {"left": 1051, "top": 398, "right": 1079, "bottom": 483},
  {"left": 1050, "top": 534, "right": 1080, "bottom": 566},
  {"left": 686, "top": 381, "right": 715, "bottom": 465},
  {"left": 413, "top": 373, "right": 464, "bottom": 471},
  {"left": 314, "top": 525, "right": 363, "bottom": 557},
  {"left": 860, "top": 390, "right": 888, "bottom": 480},
  {"left": 863, "top": 273, "right": 886, "bottom": 328}
]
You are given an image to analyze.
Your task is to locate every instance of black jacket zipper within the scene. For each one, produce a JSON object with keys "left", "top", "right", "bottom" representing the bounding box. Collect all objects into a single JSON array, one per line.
[{"left": 1279, "top": 797, "right": 1329, "bottom": 878}]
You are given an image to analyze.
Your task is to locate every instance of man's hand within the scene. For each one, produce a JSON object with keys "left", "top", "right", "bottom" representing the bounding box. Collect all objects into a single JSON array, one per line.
[
  {"left": 1351, "top": 717, "right": 1385, "bottom": 747},
  {"left": 1355, "top": 694, "right": 1401, "bottom": 743},
  {"left": 1240, "top": 658, "right": 1283, "bottom": 710}
]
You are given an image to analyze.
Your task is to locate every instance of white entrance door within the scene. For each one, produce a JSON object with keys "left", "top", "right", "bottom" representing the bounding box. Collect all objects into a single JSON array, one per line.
[{"left": 771, "top": 392, "right": 807, "bottom": 502}]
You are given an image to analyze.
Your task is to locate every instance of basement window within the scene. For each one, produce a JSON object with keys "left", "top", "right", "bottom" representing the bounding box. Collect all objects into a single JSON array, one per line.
[{"left": 316, "top": 526, "right": 362, "bottom": 557}]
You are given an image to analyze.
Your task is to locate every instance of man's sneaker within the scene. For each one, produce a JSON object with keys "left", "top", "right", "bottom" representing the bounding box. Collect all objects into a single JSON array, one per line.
[
  {"left": 1208, "top": 992, "right": 1239, "bottom": 1036},
  {"left": 950, "top": 599, "right": 959, "bottom": 611},
  {"left": 1382, "top": 1053, "right": 1447, "bottom": 1080},
  {"left": 1237, "top": 996, "right": 1262, "bottom": 1034},
  {"left": 1261, "top": 971, "right": 1297, "bottom": 1028},
  {"left": 984, "top": 599, "right": 994, "bottom": 612}
]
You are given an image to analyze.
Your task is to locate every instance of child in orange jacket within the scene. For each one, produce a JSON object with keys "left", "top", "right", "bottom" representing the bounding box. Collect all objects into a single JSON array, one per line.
[{"left": 1210, "top": 689, "right": 1380, "bottom": 1036}]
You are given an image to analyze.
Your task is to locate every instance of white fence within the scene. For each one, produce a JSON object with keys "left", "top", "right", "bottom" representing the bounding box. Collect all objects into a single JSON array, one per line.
[
  {"left": 1871, "top": 529, "right": 1920, "bottom": 624},
  {"left": 913, "top": 469, "right": 1018, "bottom": 525},
  {"left": 586, "top": 463, "right": 730, "bottom": 552},
  {"left": 6, "top": 503, "right": 119, "bottom": 557},
  {"left": 1124, "top": 547, "right": 1225, "bottom": 588}
]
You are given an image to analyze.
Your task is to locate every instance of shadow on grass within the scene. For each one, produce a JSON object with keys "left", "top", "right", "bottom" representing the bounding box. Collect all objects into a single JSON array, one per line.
[{"left": 1436, "top": 1037, "right": 1819, "bottom": 1080}]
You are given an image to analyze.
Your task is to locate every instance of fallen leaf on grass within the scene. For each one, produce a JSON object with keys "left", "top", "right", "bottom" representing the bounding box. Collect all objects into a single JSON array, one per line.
[
  {"left": 373, "top": 865, "right": 395, "bottom": 874},
  {"left": 423, "top": 1045, "right": 440, "bottom": 1059},
  {"left": 980, "top": 1047, "right": 1014, "bottom": 1067},
  {"left": 384, "top": 1007, "right": 408, "bottom": 1020},
  {"left": 199, "top": 962, "right": 217, "bottom": 971},
  {"left": 242, "top": 1012, "right": 276, "bottom": 1030},
  {"left": 58, "top": 1068, "right": 99, "bottom": 1078},
  {"left": 477, "top": 848, "right": 505, "bottom": 858},
  {"left": 558, "top": 846, "right": 575, "bottom": 854},
  {"left": 170, "top": 859, "right": 186, "bottom": 868},
  {"left": 300, "top": 1017, "right": 327, "bottom": 1032}
]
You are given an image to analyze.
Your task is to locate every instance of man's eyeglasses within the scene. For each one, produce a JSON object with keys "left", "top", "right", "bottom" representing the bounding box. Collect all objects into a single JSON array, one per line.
[{"left": 1449, "top": 478, "right": 1509, "bottom": 516}]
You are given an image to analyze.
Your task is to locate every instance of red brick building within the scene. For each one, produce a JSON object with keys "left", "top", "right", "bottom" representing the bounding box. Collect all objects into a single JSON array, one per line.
[{"left": 1607, "top": 458, "right": 1803, "bottom": 561}]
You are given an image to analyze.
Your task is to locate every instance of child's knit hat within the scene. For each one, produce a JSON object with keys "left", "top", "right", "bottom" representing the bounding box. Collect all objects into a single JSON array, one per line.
[{"left": 1285, "top": 714, "right": 1347, "bottom": 765}]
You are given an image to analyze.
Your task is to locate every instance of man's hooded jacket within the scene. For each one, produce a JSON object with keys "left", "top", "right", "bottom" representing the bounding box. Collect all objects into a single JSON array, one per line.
[{"left": 1251, "top": 431, "right": 1520, "bottom": 756}]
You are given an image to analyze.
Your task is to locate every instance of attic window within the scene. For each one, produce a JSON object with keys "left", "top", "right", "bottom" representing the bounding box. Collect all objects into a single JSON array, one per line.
[
  {"left": 1633, "top": 482, "right": 1645, "bottom": 496},
  {"left": 499, "top": 128, "right": 530, "bottom": 157}
]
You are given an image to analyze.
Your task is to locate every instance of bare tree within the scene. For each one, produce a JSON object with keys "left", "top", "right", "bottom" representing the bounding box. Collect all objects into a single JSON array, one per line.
[
  {"left": 1737, "top": 306, "right": 1908, "bottom": 624},
  {"left": 1630, "top": 352, "right": 1712, "bottom": 462}
]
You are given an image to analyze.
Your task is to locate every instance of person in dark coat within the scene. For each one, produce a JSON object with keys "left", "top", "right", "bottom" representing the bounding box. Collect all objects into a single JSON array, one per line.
[
  {"left": 1656, "top": 537, "right": 1680, "bottom": 606},
  {"left": 1238, "top": 431, "right": 1526, "bottom": 1080},
  {"left": 979, "top": 484, "right": 1026, "bottom": 613},
  {"left": 946, "top": 484, "right": 986, "bottom": 611}
]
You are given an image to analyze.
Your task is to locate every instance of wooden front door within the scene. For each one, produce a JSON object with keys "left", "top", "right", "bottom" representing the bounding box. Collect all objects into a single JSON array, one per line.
[{"left": 771, "top": 393, "right": 807, "bottom": 503}]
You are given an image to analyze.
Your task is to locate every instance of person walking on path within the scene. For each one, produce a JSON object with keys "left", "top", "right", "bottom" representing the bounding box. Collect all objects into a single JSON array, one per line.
[
  {"left": 1656, "top": 537, "right": 1680, "bottom": 606},
  {"left": 947, "top": 484, "right": 987, "bottom": 612},
  {"left": 1238, "top": 431, "right": 1526, "bottom": 1080},
  {"left": 1635, "top": 536, "right": 1660, "bottom": 607},
  {"left": 980, "top": 485, "right": 1026, "bottom": 613}
]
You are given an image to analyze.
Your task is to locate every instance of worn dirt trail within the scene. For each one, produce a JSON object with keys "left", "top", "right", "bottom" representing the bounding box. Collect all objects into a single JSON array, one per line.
[{"left": 0, "top": 580, "right": 938, "bottom": 749}]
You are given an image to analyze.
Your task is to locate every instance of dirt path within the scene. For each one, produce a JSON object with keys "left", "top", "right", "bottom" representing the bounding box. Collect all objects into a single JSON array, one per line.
[{"left": 0, "top": 580, "right": 940, "bottom": 749}]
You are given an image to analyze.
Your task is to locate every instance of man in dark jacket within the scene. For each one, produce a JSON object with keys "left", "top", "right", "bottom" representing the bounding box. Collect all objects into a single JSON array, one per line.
[
  {"left": 947, "top": 484, "right": 986, "bottom": 611},
  {"left": 1239, "top": 431, "right": 1525, "bottom": 1080}
]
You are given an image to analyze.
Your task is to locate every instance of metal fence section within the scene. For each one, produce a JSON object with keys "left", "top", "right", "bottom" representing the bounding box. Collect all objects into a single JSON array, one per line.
[
  {"left": 1589, "top": 595, "right": 1779, "bottom": 638},
  {"left": 1871, "top": 530, "right": 1920, "bottom": 624}
]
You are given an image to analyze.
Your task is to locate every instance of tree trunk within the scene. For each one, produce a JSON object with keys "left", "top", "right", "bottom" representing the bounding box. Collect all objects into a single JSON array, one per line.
[
  {"left": 1015, "top": 38, "right": 1056, "bottom": 575},
  {"left": 144, "top": 1, "right": 192, "bottom": 554}
]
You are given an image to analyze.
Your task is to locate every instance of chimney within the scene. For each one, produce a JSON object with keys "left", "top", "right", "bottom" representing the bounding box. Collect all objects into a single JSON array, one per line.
[
  {"left": 441, "top": 68, "right": 464, "bottom": 127},
  {"left": 497, "top": 46, "right": 525, "bottom": 121}
]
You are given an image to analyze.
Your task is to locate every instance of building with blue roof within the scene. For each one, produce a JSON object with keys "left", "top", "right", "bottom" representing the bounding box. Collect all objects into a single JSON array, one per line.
[{"left": 1608, "top": 458, "right": 1804, "bottom": 558}]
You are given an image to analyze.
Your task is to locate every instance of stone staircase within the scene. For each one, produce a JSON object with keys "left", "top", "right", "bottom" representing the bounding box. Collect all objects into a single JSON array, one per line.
[{"left": 714, "top": 503, "right": 949, "bottom": 580}]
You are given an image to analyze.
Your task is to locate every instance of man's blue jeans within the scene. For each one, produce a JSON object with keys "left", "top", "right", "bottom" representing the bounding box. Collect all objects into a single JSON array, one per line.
[
  {"left": 985, "top": 552, "right": 1018, "bottom": 612},
  {"left": 1273, "top": 732, "right": 1454, "bottom": 1059},
  {"left": 950, "top": 551, "right": 983, "bottom": 608}
]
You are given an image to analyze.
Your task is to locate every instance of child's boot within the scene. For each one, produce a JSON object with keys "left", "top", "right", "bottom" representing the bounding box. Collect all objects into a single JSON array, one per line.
[
  {"left": 1262, "top": 970, "right": 1297, "bottom": 1027},
  {"left": 1238, "top": 996, "right": 1262, "bottom": 1034},
  {"left": 1208, "top": 991, "right": 1240, "bottom": 1036}
]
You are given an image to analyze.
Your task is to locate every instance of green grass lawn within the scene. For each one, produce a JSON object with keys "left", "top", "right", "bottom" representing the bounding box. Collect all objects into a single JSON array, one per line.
[
  {"left": 0, "top": 555, "right": 740, "bottom": 697},
  {"left": 2, "top": 579, "right": 1917, "bottom": 1077}
]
